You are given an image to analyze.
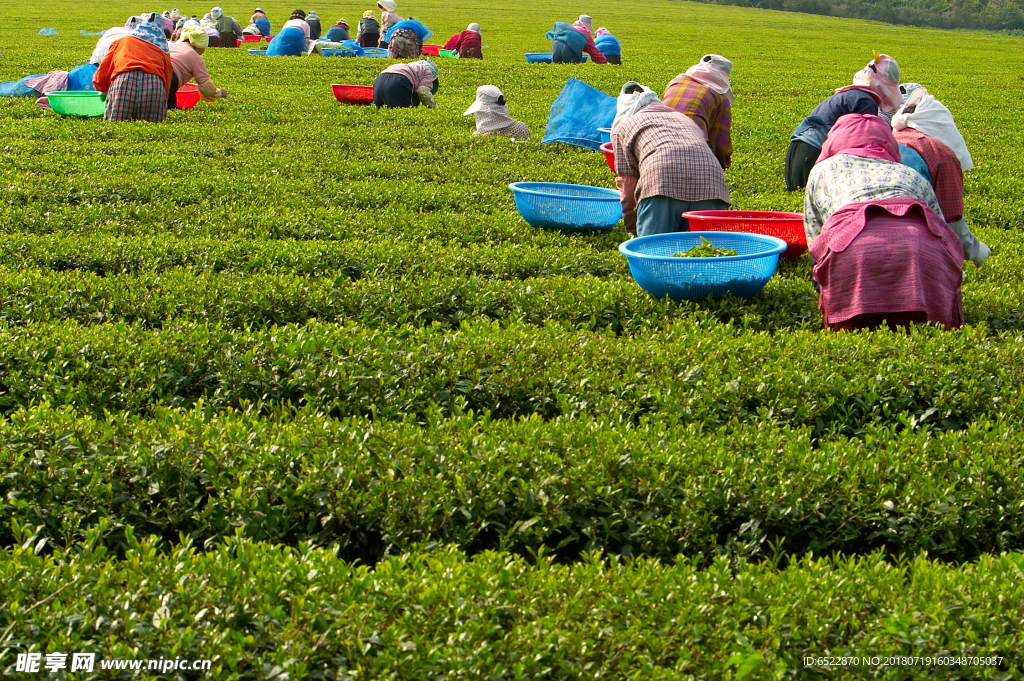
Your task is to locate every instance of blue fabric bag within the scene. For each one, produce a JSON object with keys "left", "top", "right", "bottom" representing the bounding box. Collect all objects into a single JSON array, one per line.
[
  {"left": 267, "top": 26, "right": 305, "bottom": 55},
  {"left": 545, "top": 22, "right": 586, "bottom": 52},
  {"left": 595, "top": 35, "right": 620, "bottom": 57},
  {"left": 384, "top": 19, "right": 432, "bottom": 43},
  {"left": 542, "top": 78, "right": 617, "bottom": 151},
  {"left": 67, "top": 64, "right": 98, "bottom": 91}
]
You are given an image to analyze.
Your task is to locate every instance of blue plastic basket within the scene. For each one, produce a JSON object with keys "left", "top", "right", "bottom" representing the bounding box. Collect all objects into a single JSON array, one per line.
[
  {"left": 619, "top": 231, "right": 787, "bottom": 301},
  {"left": 360, "top": 47, "right": 389, "bottom": 58},
  {"left": 509, "top": 182, "right": 622, "bottom": 231},
  {"left": 248, "top": 48, "right": 268, "bottom": 55},
  {"left": 321, "top": 48, "right": 356, "bottom": 57},
  {"left": 598, "top": 127, "right": 612, "bottom": 145}
]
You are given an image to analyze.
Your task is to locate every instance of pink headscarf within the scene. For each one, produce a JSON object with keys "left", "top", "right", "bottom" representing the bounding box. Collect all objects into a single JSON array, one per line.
[
  {"left": 818, "top": 113, "right": 900, "bottom": 164},
  {"left": 834, "top": 53, "right": 902, "bottom": 113},
  {"left": 596, "top": 27, "right": 611, "bottom": 37}
]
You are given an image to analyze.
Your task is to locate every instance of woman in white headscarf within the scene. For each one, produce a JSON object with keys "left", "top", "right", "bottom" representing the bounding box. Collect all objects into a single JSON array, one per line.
[
  {"left": 891, "top": 87, "right": 990, "bottom": 266},
  {"left": 376, "top": 0, "right": 402, "bottom": 47},
  {"left": 611, "top": 81, "right": 730, "bottom": 236},
  {"left": 463, "top": 85, "right": 529, "bottom": 139},
  {"left": 662, "top": 54, "right": 734, "bottom": 169}
]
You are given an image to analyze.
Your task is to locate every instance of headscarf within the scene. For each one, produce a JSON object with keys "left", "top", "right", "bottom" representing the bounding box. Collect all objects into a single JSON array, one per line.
[
  {"left": 124, "top": 15, "right": 143, "bottom": 28},
  {"left": 575, "top": 14, "right": 593, "bottom": 34},
  {"left": 336, "top": 18, "right": 348, "bottom": 27},
  {"left": 179, "top": 24, "right": 209, "bottom": 48},
  {"left": 140, "top": 12, "right": 160, "bottom": 23},
  {"left": 183, "top": 18, "right": 200, "bottom": 28},
  {"left": 611, "top": 81, "right": 659, "bottom": 131},
  {"left": 685, "top": 54, "right": 734, "bottom": 104},
  {"left": 818, "top": 113, "right": 900, "bottom": 164},
  {"left": 170, "top": 8, "right": 180, "bottom": 21},
  {"left": 211, "top": 6, "right": 223, "bottom": 19},
  {"left": 464, "top": 85, "right": 516, "bottom": 134},
  {"left": 467, "top": 22, "right": 480, "bottom": 33},
  {"left": 900, "top": 82, "right": 923, "bottom": 103},
  {"left": 596, "top": 27, "right": 611, "bottom": 37},
  {"left": 891, "top": 88, "right": 974, "bottom": 171},
  {"left": 417, "top": 58, "right": 439, "bottom": 81},
  {"left": 363, "top": 9, "right": 374, "bottom": 17},
  {"left": 835, "top": 52, "right": 902, "bottom": 114},
  {"left": 131, "top": 20, "right": 170, "bottom": 52},
  {"left": 378, "top": 0, "right": 397, "bottom": 12},
  {"left": 308, "top": 11, "right": 318, "bottom": 20},
  {"left": 176, "top": 17, "right": 187, "bottom": 28},
  {"left": 291, "top": 9, "right": 306, "bottom": 19}
]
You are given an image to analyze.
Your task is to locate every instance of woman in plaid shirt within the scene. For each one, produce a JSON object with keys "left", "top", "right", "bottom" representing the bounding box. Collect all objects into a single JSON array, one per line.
[
  {"left": 662, "top": 54, "right": 734, "bottom": 170},
  {"left": 612, "top": 82, "right": 730, "bottom": 237}
]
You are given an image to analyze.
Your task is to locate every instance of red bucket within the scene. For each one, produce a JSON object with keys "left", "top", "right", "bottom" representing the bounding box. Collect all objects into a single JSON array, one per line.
[
  {"left": 332, "top": 83, "right": 374, "bottom": 105},
  {"left": 243, "top": 34, "right": 263, "bottom": 42},
  {"left": 599, "top": 142, "right": 615, "bottom": 173},
  {"left": 175, "top": 83, "right": 201, "bottom": 109},
  {"left": 680, "top": 210, "right": 808, "bottom": 258},
  {"left": 421, "top": 44, "right": 441, "bottom": 56}
]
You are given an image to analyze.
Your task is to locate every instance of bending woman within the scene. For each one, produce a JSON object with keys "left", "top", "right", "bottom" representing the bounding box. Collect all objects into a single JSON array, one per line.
[
  {"left": 786, "top": 53, "right": 902, "bottom": 191},
  {"left": 384, "top": 18, "right": 431, "bottom": 59},
  {"left": 168, "top": 26, "right": 228, "bottom": 109},
  {"left": 611, "top": 81, "right": 730, "bottom": 237},
  {"left": 93, "top": 19, "right": 173, "bottom": 122},
  {"left": 891, "top": 87, "right": 990, "bottom": 266},
  {"left": 662, "top": 54, "right": 734, "bottom": 169},
  {"left": 805, "top": 114, "right": 963, "bottom": 331},
  {"left": 373, "top": 59, "right": 438, "bottom": 109}
]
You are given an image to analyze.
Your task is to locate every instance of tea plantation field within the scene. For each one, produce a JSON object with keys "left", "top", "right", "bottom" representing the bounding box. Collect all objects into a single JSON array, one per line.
[{"left": 2, "top": 0, "right": 1024, "bottom": 677}]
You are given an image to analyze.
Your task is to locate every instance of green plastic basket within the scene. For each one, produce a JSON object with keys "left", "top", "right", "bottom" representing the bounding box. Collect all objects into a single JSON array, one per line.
[
  {"left": 438, "top": 49, "right": 458, "bottom": 58},
  {"left": 48, "top": 91, "right": 105, "bottom": 117}
]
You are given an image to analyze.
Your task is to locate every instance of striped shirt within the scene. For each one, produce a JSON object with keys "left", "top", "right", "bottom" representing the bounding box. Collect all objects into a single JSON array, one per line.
[
  {"left": 612, "top": 102, "right": 730, "bottom": 204},
  {"left": 804, "top": 154, "right": 943, "bottom": 245},
  {"left": 893, "top": 129, "right": 965, "bottom": 223},
  {"left": 661, "top": 75, "right": 732, "bottom": 169}
]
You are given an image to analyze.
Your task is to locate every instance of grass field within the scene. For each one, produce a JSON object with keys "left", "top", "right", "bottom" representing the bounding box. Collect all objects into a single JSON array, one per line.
[{"left": 2, "top": 0, "right": 1024, "bottom": 677}]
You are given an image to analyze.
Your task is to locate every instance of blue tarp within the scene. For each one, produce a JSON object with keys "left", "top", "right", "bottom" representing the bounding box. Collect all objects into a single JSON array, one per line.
[
  {"left": 0, "top": 75, "right": 44, "bottom": 97},
  {"left": 542, "top": 78, "right": 617, "bottom": 151}
]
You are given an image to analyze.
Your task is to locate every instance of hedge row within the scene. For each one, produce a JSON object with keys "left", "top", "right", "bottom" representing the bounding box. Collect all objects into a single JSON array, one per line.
[
  {"left": 2, "top": 536, "right": 1021, "bottom": 679},
  {"left": 0, "top": 319, "right": 1019, "bottom": 429},
  {"left": 0, "top": 266, "right": 821, "bottom": 333},
  {"left": 3, "top": 405, "right": 1023, "bottom": 562},
  {"left": 0, "top": 233, "right": 624, "bottom": 281}
]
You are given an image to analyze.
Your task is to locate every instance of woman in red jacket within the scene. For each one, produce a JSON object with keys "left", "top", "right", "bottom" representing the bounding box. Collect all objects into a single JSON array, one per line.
[
  {"left": 93, "top": 20, "right": 173, "bottom": 122},
  {"left": 444, "top": 23, "right": 482, "bottom": 59}
]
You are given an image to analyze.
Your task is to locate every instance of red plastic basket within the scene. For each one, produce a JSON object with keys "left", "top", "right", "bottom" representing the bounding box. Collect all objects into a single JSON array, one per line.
[
  {"left": 243, "top": 34, "right": 263, "bottom": 42},
  {"left": 331, "top": 83, "right": 374, "bottom": 105},
  {"left": 421, "top": 44, "right": 441, "bottom": 56},
  {"left": 680, "top": 210, "right": 807, "bottom": 258},
  {"left": 599, "top": 142, "right": 615, "bottom": 173},
  {"left": 175, "top": 83, "right": 201, "bottom": 109}
]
